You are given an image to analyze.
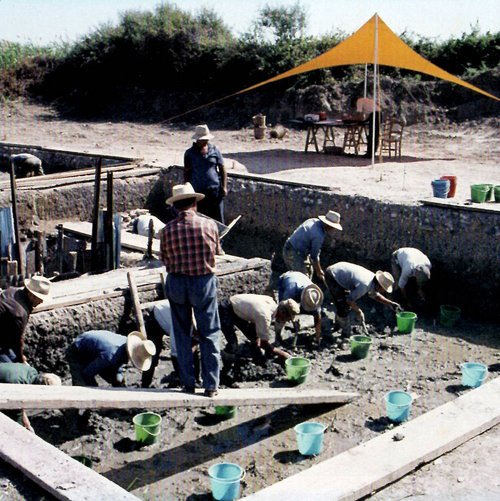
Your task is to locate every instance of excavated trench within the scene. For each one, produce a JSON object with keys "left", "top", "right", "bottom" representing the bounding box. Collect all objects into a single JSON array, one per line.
[{"left": 0, "top": 145, "right": 499, "bottom": 499}]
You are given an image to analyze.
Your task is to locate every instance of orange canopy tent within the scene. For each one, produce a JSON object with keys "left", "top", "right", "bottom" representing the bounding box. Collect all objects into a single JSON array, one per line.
[{"left": 237, "top": 13, "right": 499, "bottom": 101}]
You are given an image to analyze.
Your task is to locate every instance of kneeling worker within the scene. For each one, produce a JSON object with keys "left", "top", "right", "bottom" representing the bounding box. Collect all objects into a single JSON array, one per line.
[
  {"left": 325, "top": 262, "right": 401, "bottom": 335},
  {"left": 67, "top": 330, "right": 156, "bottom": 387},
  {"left": 0, "top": 362, "right": 61, "bottom": 432},
  {"left": 277, "top": 271, "right": 324, "bottom": 343},
  {"left": 220, "top": 294, "right": 300, "bottom": 365}
]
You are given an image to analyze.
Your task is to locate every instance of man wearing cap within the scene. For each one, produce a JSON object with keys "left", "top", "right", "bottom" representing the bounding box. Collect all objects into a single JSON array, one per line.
[
  {"left": 219, "top": 294, "right": 300, "bottom": 368},
  {"left": 160, "top": 182, "right": 223, "bottom": 397},
  {"left": 184, "top": 124, "right": 227, "bottom": 223},
  {"left": 67, "top": 330, "right": 155, "bottom": 387},
  {"left": 324, "top": 262, "right": 401, "bottom": 336},
  {"left": 391, "top": 247, "right": 432, "bottom": 305},
  {"left": 0, "top": 276, "right": 51, "bottom": 364},
  {"left": 277, "top": 271, "right": 324, "bottom": 343},
  {"left": 283, "top": 211, "right": 343, "bottom": 281},
  {"left": 0, "top": 363, "right": 61, "bottom": 432}
]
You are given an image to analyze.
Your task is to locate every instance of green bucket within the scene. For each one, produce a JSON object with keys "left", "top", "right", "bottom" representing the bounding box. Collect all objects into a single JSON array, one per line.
[
  {"left": 470, "top": 184, "right": 490, "bottom": 203},
  {"left": 396, "top": 311, "right": 417, "bottom": 334},
  {"left": 494, "top": 185, "right": 500, "bottom": 203},
  {"left": 285, "top": 357, "right": 311, "bottom": 385},
  {"left": 133, "top": 412, "right": 162, "bottom": 445},
  {"left": 72, "top": 455, "right": 93, "bottom": 468},
  {"left": 215, "top": 406, "right": 237, "bottom": 420},
  {"left": 349, "top": 335, "right": 372, "bottom": 359},
  {"left": 440, "top": 304, "right": 461, "bottom": 327}
]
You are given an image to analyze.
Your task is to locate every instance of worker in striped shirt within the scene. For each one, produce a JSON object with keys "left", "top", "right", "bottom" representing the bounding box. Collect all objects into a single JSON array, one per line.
[{"left": 160, "top": 183, "right": 224, "bottom": 398}]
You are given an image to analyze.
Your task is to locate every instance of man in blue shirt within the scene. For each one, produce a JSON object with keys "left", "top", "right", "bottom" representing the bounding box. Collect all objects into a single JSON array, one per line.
[
  {"left": 283, "top": 210, "right": 342, "bottom": 281},
  {"left": 67, "top": 330, "right": 156, "bottom": 387},
  {"left": 184, "top": 124, "right": 227, "bottom": 223},
  {"left": 277, "top": 271, "right": 324, "bottom": 343}
]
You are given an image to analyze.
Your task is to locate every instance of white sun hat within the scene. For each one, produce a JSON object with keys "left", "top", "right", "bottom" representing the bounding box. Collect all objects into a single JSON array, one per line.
[{"left": 126, "top": 331, "right": 157, "bottom": 372}]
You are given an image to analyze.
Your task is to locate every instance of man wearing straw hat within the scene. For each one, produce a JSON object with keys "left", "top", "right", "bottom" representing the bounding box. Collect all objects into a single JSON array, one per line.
[
  {"left": 184, "top": 124, "right": 227, "bottom": 223},
  {"left": 0, "top": 276, "right": 51, "bottom": 364},
  {"left": 67, "top": 330, "right": 156, "bottom": 387},
  {"left": 277, "top": 271, "right": 324, "bottom": 344},
  {"left": 160, "top": 182, "right": 224, "bottom": 397},
  {"left": 282, "top": 210, "right": 343, "bottom": 282},
  {"left": 324, "top": 262, "right": 401, "bottom": 336}
]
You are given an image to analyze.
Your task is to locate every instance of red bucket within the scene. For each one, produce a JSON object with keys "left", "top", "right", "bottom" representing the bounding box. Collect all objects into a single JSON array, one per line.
[{"left": 440, "top": 176, "right": 457, "bottom": 198}]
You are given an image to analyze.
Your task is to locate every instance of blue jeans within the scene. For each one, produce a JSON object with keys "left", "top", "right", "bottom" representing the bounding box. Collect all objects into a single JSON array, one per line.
[
  {"left": 282, "top": 240, "right": 313, "bottom": 278},
  {"left": 165, "top": 273, "right": 221, "bottom": 390}
]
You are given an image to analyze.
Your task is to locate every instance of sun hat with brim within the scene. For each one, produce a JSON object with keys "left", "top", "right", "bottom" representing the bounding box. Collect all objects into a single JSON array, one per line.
[
  {"left": 375, "top": 271, "right": 394, "bottom": 293},
  {"left": 126, "top": 331, "right": 157, "bottom": 372},
  {"left": 38, "top": 373, "right": 62, "bottom": 386},
  {"left": 166, "top": 183, "right": 205, "bottom": 205},
  {"left": 24, "top": 276, "right": 51, "bottom": 301},
  {"left": 300, "top": 284, "right": 324, "bottom": 312},
  {"left": 192, "top": 124, "right": 214, "bottom": 141},
  {"left": 318, "top": 210, "right": 343, "bottom": 231},
  {"left": 278, "top": 298, "right": 301, "bottom": 318}
]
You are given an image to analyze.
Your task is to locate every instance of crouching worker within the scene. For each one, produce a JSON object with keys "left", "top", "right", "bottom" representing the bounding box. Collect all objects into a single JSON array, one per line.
[
  {"left": 67, "top": 330, "right": 156, "bottom": 387},
  {"left": 219, "top": 294, "right": 300, "bottom": 369},
  {"left": 277, "top": 271, "right": 324, "bottom": 344},
  {"left": 391, "top": 247, "right": 431, "bottom": 307},
  {"left": 325, "top": 262, "right": 401, "bottom": 336},
  {"left": 0, "top": 362, "right": 61, "bottom": 432}
]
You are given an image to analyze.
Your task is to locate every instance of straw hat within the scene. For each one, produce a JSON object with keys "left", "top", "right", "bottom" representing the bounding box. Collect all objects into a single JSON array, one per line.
[
  {"left": 192, "top": 124, "right": 214, "bottom": 141},
  {"left": 300, "top": 284, "right": 324, "bottom": 312},
  {"left": 38, "top": 373, "right": 62, "bottom": 386},
  {"left": 166, "top": 182, "right": 205, "bottom": 205},
  {"left": 318, "top": 210, "right": 343, "bottom": 231},
  {"left": 24, "top": 276, "right": 51, "bottom": 301},
  {"left": 277, "top": 298, "right": 301, "bottom": 318},
  {"left": 126, "top": 331, "right": 156, "bottom": 372},
  {"left": 375, "top": 271, "right": 394, "bottom": 293}
]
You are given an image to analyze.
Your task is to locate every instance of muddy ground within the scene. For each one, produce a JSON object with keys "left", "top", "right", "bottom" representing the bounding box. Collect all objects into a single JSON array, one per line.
[
  {"left": 0, "top": 100, "right": 499, "bottom": 500},
  {"left": 1, "top": 303, "right": 499, "bottom": 500}
]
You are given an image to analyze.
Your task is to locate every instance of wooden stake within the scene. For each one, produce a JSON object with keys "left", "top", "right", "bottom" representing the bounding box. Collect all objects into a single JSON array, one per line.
[
  {"left": 105, "top": 171, "right": 114, "bottom": 270},
  {"left": 9, "top": 160, "right": 23, "bottom": 275},
  {"left": 90, "top": 157, "right": 102, "bottom": 271},
  {"left": 56, "top": 224, "right": 64, "bottom": 274},
  {"left": 127, "top": 271, "right": 146, "bottom": 336},
  {"left": 146, "top": 218, "right": 154, "bottom": 259}
]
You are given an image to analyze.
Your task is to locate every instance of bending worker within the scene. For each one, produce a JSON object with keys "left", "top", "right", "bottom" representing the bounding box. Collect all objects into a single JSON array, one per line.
[
  {"left": 391, "top": 247, "right": 432, "bottom": 304},
  {"left": 325, "top": 262, "right": 401, "bottom": 336},
  {"left": 219, "top": 293, "right": 300, "bottom": 365},
  {"left": 277, "top": 271, "right": 324, "bottom": 344},
  {"left": 282, "top": 210, "right": 342, "bottom": 281},
  {"left": 0, "top": 276, "right": 51, "bottom": 364},
  {"left": 67, "top": 330, "right": 156, "bottom": 387}
]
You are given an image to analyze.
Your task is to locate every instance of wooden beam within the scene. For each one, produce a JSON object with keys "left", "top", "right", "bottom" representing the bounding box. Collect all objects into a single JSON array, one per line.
[
  {"left": 127, "top": 271, "right": 146, "bottom": 336},
  {"left": 243, "top": 377, "right": 500, "bottom": 501},
  {"left": 0, "top": 385, "right": 358, "bottom": 410},
  {"left": 0, "top": 412, "right": 138, "bottom": 500}
]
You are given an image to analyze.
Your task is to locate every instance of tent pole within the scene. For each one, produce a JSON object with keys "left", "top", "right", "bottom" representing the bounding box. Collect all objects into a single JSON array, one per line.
[
  {"left": 371, "top": 14, "right": 379, "bottom": 169},
  {"left": 363, "top": 64, "right": 368, "bottom": 98}
]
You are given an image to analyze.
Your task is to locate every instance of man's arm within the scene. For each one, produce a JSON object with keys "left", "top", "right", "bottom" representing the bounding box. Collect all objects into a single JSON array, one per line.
[
  {"left": 219, "top": 162, "right": 227, "bottom": 197},
  {"left": 312, "top": 260, "right": 325, "bottom": 282}
]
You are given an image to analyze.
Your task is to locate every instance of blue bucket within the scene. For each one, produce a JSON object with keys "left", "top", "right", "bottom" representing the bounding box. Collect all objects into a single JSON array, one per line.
[
  {"left": 385, "top": 391, "right": 413, "bottom": 423},
  {"left": 208, "top": 463, "right": 245, "bottom": 501},
  {"left": 431, "top": 179, "right": 450, "bottom": 198},
  {"left": 294, "top": 421, "right": 327, "bottom": 456},
  {"left": 461, "top": 362, "right": 488, "bottom": 388}
]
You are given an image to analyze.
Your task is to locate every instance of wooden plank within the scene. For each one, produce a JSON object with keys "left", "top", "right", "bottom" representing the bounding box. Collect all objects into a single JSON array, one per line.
[
  {"left": 0, "top": 385, "right": 358, "bottom": 410},
  {"left": 0, "top": 412, "right": 138, "bottom": 500},
  {"left": 420, "top": 197, "right": 500, "bottom": 214},
  {"left": 244, "top": 377, "right": 500, "bottom": 501},
  {"left": 127, "top": 271, "right": 146, "bottom": 335}
]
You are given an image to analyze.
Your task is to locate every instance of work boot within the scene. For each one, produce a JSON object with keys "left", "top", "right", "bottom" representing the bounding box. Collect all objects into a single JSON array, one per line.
[
  {"left": 335, "top": 316, "right": 351, "bottom": 338},
  {"left": 193, "top": 350, "right": 202, "bottom": 386}
]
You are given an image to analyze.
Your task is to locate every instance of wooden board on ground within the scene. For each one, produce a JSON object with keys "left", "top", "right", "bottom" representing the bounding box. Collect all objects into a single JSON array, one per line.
[
  {"left": 0, "top": 385, "right": 359, "bottom": 410},
  {"left": 0, "top": 412, "right": 138, "bottom": 501},
  {"left": 243, "top": 377, "right": 500, "bottom": 500},
  {"left": 420, "top": 197, "right": 500, "bottom": 214}
]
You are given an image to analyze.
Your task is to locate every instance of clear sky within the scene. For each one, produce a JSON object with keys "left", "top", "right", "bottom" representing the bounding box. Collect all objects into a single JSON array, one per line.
[{"left": 0, "top": 0, "right": 499, "bottom": 46}]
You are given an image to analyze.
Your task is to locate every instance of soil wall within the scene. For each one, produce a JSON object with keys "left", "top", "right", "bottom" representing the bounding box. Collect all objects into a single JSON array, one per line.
[{"left": 151, "top": 167, "right": 500, "bottom": 321}]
